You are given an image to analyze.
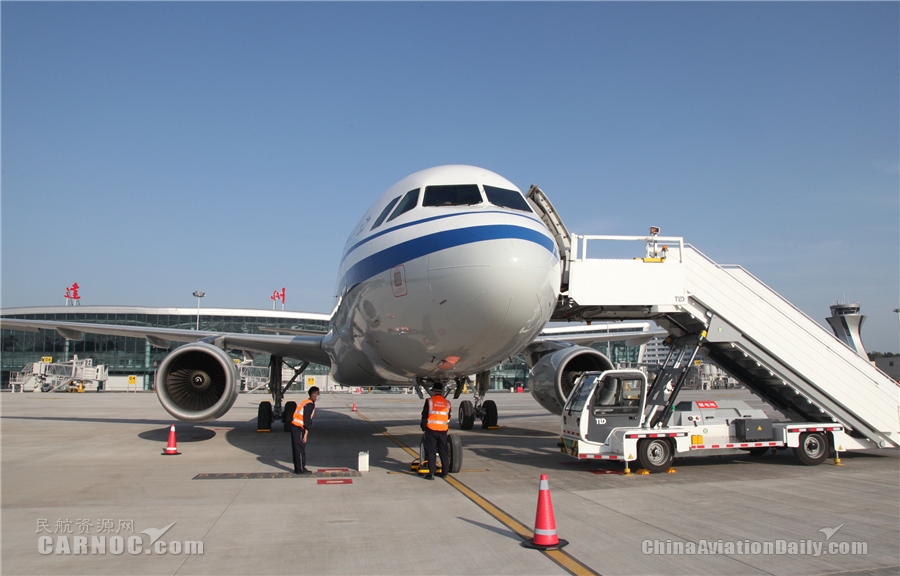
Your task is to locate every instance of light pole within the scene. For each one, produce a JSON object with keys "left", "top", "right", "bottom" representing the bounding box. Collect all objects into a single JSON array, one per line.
[{"left": 193, "top": 291, "right": 206, "bottom": 330}]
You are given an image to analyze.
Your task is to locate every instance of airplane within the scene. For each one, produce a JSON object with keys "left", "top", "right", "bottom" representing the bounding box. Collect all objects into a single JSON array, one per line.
[{"left": 2, "top": 165, "right": 663, "bottom": 438}]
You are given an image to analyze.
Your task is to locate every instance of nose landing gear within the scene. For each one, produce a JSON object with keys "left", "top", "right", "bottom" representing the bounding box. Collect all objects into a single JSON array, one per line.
[{"left": 458, "top": 371, "right": 499, "bottom": 430}]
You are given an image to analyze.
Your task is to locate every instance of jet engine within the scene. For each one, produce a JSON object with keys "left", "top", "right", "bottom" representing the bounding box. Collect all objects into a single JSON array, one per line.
[
  {"left": 155, "top": 343, "right": 240, "bottom": 422},
  {"left": 529, "top": 345, "right": 614, "bottom": 415}
]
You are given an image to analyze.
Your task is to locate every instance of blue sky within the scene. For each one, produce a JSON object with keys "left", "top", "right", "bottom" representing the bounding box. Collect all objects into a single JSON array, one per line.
[{"left": 2, "top": 2, "right": 898, "bottom": 351}]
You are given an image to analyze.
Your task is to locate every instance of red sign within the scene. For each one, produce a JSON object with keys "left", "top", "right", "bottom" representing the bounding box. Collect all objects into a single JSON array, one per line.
[
  {"left": 270, "top": 288, "right": 286, "bottom": 303},
  {"left": 696, "top": 401, "right": 718, "bottom": 409},
  {"left": 65, "top": 283, "right": 81, "bottom": 304}
]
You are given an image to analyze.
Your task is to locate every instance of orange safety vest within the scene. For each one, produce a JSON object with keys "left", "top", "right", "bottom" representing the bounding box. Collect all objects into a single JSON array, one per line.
[
  {"left": 426, "top": 395, "right": 450, "bottom": 431},
  {"left": 292, "top": 399, "right": 315, "bottom": 428}
]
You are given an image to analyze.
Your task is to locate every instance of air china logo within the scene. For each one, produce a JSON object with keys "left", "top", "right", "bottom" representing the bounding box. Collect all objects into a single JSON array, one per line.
[{"left": 36, "top": 518, "right": 203, "bottom": 556}]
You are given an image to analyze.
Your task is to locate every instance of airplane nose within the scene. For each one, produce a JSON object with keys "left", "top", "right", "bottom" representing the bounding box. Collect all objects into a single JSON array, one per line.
[{"left": 427, "top": 231, "right": 560, "bottom": 371}]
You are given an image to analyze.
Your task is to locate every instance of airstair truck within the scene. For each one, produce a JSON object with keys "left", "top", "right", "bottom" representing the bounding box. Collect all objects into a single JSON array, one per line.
[
  {"left": 559, "top": 333, "right": 882, "bottom": 473},
  {"left": 526, "top": 187, "right": 899, "bottom": 471}
]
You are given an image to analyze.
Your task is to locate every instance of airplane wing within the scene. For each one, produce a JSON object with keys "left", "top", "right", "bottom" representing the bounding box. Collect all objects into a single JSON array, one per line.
[
  {"left": 534, "top": 326, "right": 668, "bottom": 347},
  {"left": 0, "top": 318, "right": 331, "bottom": 366},
  {"left": 255, "top": 325, "right": 328, "bottom": 336}
]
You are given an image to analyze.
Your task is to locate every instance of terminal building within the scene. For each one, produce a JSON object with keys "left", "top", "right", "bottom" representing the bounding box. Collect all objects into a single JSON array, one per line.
[
  {"left": 1, "top": 306, "right": 653, "bottom": 391},
  {"left": 1, "top": 306, "right": 331, "bottom": 390}
]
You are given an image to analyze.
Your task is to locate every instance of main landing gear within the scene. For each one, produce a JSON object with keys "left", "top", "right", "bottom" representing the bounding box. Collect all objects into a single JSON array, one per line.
[
  {"left": 257, "top": 357, "right": 309, "bottom": 432},
  {"left": 458, "top": 371, "right": 498, "bottom": 430},
  {"left": 414, "top": 372, "right": 499, "bottom": 431}
]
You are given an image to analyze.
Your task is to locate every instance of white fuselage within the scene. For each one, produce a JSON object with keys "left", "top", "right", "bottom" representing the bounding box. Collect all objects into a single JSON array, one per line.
[{"left": 321, "top": 165, "right": 561, "bottom": 385}]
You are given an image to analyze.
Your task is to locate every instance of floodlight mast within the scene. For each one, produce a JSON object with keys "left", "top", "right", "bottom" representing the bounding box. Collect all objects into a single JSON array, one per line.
[{"left": 193, "top": 291, "right": 206, "bottom": 330}]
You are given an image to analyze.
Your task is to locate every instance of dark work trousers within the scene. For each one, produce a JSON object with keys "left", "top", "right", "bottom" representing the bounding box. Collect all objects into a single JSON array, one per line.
[
  {"left": 291, "top": 425, "right": 308, "bottom": 473},
  {"left": 422, "top": 428, "right": 449, "bottom": 475}
]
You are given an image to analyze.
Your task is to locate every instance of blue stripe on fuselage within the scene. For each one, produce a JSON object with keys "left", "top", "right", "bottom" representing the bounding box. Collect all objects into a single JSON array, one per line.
[
  {"left": 339, "top": 224, "right": 557, "bottom": 294},
  {"left": 342, "top": 210, "right": 545, "bottom": 260}
]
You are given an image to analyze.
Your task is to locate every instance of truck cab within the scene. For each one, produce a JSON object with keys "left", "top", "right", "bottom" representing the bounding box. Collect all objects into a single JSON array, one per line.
[{"left": 562, "top": 370, "right": 647, "bottom": 445}]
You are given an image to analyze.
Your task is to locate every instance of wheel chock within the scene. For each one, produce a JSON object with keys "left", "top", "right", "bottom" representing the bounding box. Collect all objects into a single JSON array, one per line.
[
  {"left": 486, "top": 426, "right": 501, "bottom": 430},
  {"left": 636, "top": 468, "right": 651, "bottom": 475},
  {"left": 412, "top": 459, "right": 442, "bottom": 475},
  {"left": 666, "top": 467, "right": 677, "bottom": 474}
]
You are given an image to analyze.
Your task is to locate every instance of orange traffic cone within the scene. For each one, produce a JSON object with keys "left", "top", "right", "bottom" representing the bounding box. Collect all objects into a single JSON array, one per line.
[
  {"left": 521, "top": 474, "right": 568, "bottom": 549},
  {"left": 352, "top": 402, "right": 357, "bottom": 412},
  {"left": 162, "top": 424, "right": 181, "bottom": 456}
]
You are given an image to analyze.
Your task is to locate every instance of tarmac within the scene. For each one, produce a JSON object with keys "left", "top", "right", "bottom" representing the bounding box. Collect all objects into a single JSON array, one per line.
[{"left": 1, "top": 388, "right": 898, "bottom": 576}]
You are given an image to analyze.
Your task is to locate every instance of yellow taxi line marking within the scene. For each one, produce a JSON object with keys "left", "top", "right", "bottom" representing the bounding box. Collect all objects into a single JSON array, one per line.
[{"left": 351, "top": 408, "right": 600, "bottom": 576}]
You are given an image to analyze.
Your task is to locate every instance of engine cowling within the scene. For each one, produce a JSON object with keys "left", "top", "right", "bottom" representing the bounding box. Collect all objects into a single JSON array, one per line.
[
  {"left": 155, "top": 343, "right": 240, "bottom": 422},
  {"left": 529, "top": 345, "right": 614, "bottom": 415}
]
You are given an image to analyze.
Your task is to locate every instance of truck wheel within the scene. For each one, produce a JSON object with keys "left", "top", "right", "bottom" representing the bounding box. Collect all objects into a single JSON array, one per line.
[
  {"left": 458, "top": 400, "right": 475, "bottom": 430},
  {"left": 637, "top": 438, "right": 674, "bottom": 473},
  {"left": 481, "top": 400, "right": 498, "bottom": 428},
  {"left": 448, "top": 433, "right": 463, "bottom": 473},
  {"left": 793, "top": 432, "right": 829, "bottom": 466},
  {"left": 283, "top": 401, "right": 297, "bottom": 432},
  {"left": 257, "top": 401, "right": 272, "bottom": 431}
]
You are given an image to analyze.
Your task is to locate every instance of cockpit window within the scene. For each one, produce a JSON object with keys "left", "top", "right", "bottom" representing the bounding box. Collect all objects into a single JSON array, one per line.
[
  {"left": 386, "top": 188, "right": 419, "bottom": 222},
  {"left": 422, "top": 185, "right": 483, "bottom": 207},
  {"left": 371, "top": 196, "right": 401, "bottom": 230},
  {"left": 484, "top": 185, "right": 533, "bottom": 213}
]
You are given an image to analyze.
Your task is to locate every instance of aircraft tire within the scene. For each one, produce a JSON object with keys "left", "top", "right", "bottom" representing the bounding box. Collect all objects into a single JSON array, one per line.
[
  {"left": 458, "top": 400, "right": 475, "bottom": 430},
  {"left": 481, "top": 400, "right": 498, "bottom": 428},
  {"left": 257, "top": 401, "right": 272, "bottom": 432},
  {"left": 283, "top": 401, "right": 297, "bottom": 432},
  {"left": 449, "top": 433, "right": 463, "bottom": 473}
]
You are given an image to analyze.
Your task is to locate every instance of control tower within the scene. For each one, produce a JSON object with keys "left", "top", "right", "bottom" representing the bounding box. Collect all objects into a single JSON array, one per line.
[{"left": 826, "top": 301, "right": 867, "bottom": 358}]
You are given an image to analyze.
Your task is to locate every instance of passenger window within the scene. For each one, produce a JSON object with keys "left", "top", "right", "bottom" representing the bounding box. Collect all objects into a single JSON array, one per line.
[
  {"left": 371, "top": 196, "right": 401, "bottom": 230},
  {"left": 386, "top": 189, "right": 420, "bottom": 222},
  {"left": 484, "top": 185, "right": 533, "bottom": 212},
  {"left": 422, "top": 184, "right": 482, "bottom": 207}
]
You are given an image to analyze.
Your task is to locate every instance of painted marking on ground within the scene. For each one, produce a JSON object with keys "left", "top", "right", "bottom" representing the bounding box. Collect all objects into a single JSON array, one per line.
[
  {"left": 193, "top": 472, "right": 300, "bottom": 480},
  {"left": 387, "top": 469, "right": 489, "bottom": 475},
  {"left": 351, "top": 408, "right": 600, "bottom": 576},
  {"left": 316, "top": 470, "right": 361, "bottom": 478},
  {"left": 317, "top": 478, "right": 353, "bottom": 485}
]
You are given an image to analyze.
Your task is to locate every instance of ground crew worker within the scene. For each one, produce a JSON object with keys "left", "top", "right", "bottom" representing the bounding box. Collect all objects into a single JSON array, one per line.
[
  {"left": 291, "top": 386, "right": 320, "bottom": 475},
  {"left": 420, "top": 382, "right": 451, "bottom": 480}
]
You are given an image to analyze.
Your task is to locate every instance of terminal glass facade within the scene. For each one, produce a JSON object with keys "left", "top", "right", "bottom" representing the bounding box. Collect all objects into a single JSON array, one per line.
[{"left": 1, "top": 309, "right": 330, "bottom": 388}]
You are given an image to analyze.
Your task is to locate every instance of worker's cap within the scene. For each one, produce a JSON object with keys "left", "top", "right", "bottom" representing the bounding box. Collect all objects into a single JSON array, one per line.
[{"left": 432, "top": 382, "right": 444, "bottom": 392}]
